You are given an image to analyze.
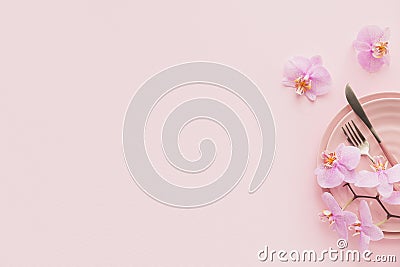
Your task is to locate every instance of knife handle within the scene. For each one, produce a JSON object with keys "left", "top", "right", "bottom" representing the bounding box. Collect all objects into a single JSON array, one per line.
[{"left": 379, "top": 142, "right": 398, "bottom": 165}]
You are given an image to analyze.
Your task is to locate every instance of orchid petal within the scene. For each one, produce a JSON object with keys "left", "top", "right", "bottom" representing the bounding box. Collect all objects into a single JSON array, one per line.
[
  {"left": 359, "top": 232, "right": 371, "bottom": 252},
  {"left": 317, "top": 167, "right": 345, "bottom": 188},
  {"left": 359, "top": 200, "right": 373, "bottom": 225},
  {"left": 310, "top": 55, "right": 323, "bottom": 66},
  {"left": 305, "top": 90, "right": 317, "bottom": 101},
  {"left": 377, "top": 179, "right": 393, "bottom": 198},
  {"left": 357, "top": 51, "right": 385, "bottom": 73},
  {"left": 314, "top": 85, "right": 331, "bottom": 96},
  {"left": 309, "top": 66, "right": 331, "bottom": 83},
  {"left": 309, "top": 66, "right": 332, "bottom": 95},
  {"left": 353, "top": 40, "right": 371, "bottom": 52},
  {"left": 356, "top": 25, "right": 384, "bottom": 45},
  {"left": 343, "top": 210, "right": 358, "bottom": 225},
  {"left": 340, "top": 167, "right": 358, "bottom": 184},
  {"left": 363, "top": 225, "right": 384, "bottom": 241},
  {"left": 336, "top": 144, "right": 361, "bottom": 170},
  {"left": 283, "top": 56, "right": 310, "bottom": 81},
  {"left": 332, "top": 215, "right": 349, "bottom": 240},
  {"left": 289, "top": 56, "right": 311, "bottom": 73},
  {"left": 282, "top": 78, "right": 295, "bottom": 87},
  {"left": 321, "top": 192, "right": 342, "bottom": 214},
  {"left": 386, "top": 164, "right": 400, "bottom": 184},
  {"left": 355, "top": 171, "right": 379, "bottom": 188}
]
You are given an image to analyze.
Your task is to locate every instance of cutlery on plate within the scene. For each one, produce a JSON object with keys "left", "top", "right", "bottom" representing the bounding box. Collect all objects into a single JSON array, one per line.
[
  {"left": 342, "top": 120, "right": 375, "bottom": 163},
  {"left": 345, "top": 84, "right": 398, "bottom": 166}
]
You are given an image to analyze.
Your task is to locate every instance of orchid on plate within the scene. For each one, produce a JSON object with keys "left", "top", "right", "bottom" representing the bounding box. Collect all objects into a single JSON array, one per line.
[
  {"left": 319, "top": 192, "right": 357, "bottom": 240},
  {"left": 282, "top": 55, "right": 332, "bottom": 101},
  {"left": 355, "top": 156, "right": 400, "bottom": 198},
  {"left": 353, "top": 25, "right": 390, "bottom": 73},
  {"left": 350, "top": 200, "right": 384, "bottom": 252},
  {"left": 315, "top": 143, "right": 361, "bottom": 188}
]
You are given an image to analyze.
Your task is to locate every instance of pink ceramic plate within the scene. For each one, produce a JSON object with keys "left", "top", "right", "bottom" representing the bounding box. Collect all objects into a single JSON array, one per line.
[{"left": 319, "top": 92, "right": 400, "bottom": 239}]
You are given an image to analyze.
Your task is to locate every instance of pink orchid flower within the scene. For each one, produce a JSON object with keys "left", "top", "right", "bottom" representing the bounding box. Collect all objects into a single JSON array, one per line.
[
  {"left": 282, "top": 55, "right": 332, "bottom": 101},
  {"left": 350, "top": 200, "right": 384, "bottom": 252},
  {"left": 319, "top": 192, "right": 357, "bottom": 240},
  {"left": 355, "top": 157, "right": 400, "bottom": 198},
  {"left": 315, "top": 143, "right": 361, "bottom": 188},
  {"left": 353, "top": 25, "right": 390, "bottom": 73}
]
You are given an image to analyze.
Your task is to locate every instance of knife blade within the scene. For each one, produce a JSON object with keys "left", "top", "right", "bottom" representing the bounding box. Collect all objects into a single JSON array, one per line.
[
  {"left": 345, "top": 84, "right": 398, "bottom": 166},
  {"left": 345, "top": 84, "right": 381, "bottom": 143}
]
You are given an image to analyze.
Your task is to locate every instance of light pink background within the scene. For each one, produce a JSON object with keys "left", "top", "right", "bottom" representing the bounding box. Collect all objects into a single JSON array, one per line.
[{"left": 1, "top": 0, "right": 400, "bottom": 266}]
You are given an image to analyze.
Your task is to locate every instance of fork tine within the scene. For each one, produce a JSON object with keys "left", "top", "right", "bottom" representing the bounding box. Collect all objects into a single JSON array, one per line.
[
  {"left": 342, "top": 127, "right": 355, "bottom": 146},
  {"left": 351, "top": 120, "right": 366, "bottom": 142},
  {"left": 345, "top": 123, "right": 360, "bottom": 146},
  {"left": 347, "top": 122, "right": 362, "bottom": 145}
]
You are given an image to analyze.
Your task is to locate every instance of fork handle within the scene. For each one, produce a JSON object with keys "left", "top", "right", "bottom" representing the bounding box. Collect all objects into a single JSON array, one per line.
[
  {"left": 367, "top": 154, "right": 375, "bottom": 163},
  {"left": 379, "top": 142, "right": 398, "bottom": 166}
]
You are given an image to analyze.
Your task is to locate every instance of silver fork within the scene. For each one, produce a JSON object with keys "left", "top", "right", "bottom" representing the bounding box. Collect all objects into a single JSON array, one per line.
[{"left": 342, "top": 120, "right": 375, "bottom": 163}]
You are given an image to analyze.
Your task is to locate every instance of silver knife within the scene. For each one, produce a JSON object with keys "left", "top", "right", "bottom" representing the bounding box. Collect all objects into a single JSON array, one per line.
[{"left": 345, "top": 84, "right": 398, "bottom": 166}]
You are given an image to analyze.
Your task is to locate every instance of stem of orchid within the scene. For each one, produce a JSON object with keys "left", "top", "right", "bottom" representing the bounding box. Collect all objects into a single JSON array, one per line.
[
  {"left": 376, "top": 218, "right": 388, "bottom": 227},
  {"left": 342, "top": 197, "right": 354, "bottom": 210}
]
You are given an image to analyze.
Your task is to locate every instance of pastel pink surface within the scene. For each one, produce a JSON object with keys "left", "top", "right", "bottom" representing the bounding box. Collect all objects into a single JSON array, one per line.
[{"left": 1, "top": 0, "right": 400, "bottom": 267}]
